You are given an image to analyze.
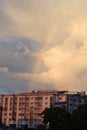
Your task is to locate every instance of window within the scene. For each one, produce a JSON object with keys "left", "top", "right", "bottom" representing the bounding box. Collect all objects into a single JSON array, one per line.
[
  {"left": 45, "top": 97, "right": 48, "bottom": 100},
  {"left": 4, "top": 113, "right": 7, "bottom": 116},
  {"left": 18, "top": 113, "right": 21, "bottom": 116},
  {"left": 5, "top": 98, "right": 8, "bottom": 101},
  {"left": 45, "top": 102, "right": 48, "bottom": 105},
  {"left": 4, "top": 108, "right": 7, "bottom": 111},
  {"left": 58, "top": 97, "right": 62, "bottom": 100},
  {"left": 19, "top": 108, "right": 21, "bottom": 110},
  {"left": 70, "top": 104, "right": 72, "bottom": 106},
  {"left": 26, "top": 97, "right": 30, "bottom": 100},
  {"left": 31, "top": 97, "right": 34, "bottom": 100},
  {"left": 10, "top": 108, "right": 12, "bottom": 110},
  {"left": 35, "top": 102, "right": 42, "bottom": 106},
  {"left": 35, "top": 97, "right": 43, "bottom": 100},
  {"left": 35, "top": 108, "right": 42, "bottom": 111},
  {"left": 9, "top": 113, "right": 12, "bottom": 116},
  {"left": 9, "top": 119, "right": 11, "bottom": 121},
  {"left": 73, "top": 99, "right": 77, "bottom": 102},
  {"left": 30, "top": 102, "right": 33, "bottom": 105},
  {"left": 79, "top": 99, "right": 81, "bottom": 103},
  {"left": 30, "top": 106, "right": 34, "bottom": 110}
]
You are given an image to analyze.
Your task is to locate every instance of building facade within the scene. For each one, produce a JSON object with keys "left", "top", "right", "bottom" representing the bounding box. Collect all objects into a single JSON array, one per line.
[
  {"left": 67, "top": 91, "right": 85, "bottom": 112},
  {"left": 52, "top": 91, "right": 86, "bottom": 112},
  {"left": 0, "top": 90, "right": 86, "bottom": 127},
  {"left": 0, "top": 91, "right": 57, "bottom": 127}
]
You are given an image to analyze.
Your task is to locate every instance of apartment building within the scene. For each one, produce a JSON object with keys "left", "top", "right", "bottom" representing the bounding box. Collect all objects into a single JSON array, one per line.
[
  {"left": 0, "top": 90, "right": 86, "bottom": 127},
  {"left": 52, "top": 91, "right": 86, "bottom": 112},
  {"left": 0, "top": 90, "right": 59, "bottom": 127},
  {"left": 52, "top": 91, "right": 67, "bottom": 108},
  {"left": 67, "top": 91, "right": 85, "bottom": 112}
]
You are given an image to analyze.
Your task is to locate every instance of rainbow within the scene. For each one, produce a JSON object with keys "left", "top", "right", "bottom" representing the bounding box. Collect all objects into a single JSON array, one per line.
[{"left": 33, "top": 22, "right": 58, "bottom": 74}]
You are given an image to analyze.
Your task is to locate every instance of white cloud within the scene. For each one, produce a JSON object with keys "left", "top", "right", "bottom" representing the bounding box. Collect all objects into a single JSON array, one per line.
[
  {"left": 15, "top": 43, "right": 31, "bottom": 56},
  {"left": 5, "top": 21, "right": 87, "bottom": 91}
]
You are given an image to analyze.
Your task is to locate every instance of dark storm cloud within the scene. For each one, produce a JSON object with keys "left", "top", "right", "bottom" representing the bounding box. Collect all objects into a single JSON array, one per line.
[{"left": 0, "top": 38, "right": 41, "bottom": 73}]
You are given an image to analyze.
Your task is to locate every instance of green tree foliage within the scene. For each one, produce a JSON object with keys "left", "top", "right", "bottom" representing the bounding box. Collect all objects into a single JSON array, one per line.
[
  {"left": 41, "top": 107, "right": 71, "bottom": 130},
  {"left": 72, "top": 104, "right": 87, "bottom": 130},
  {"left": 41, "top": 104, "right": 87, "bottom": 130}
]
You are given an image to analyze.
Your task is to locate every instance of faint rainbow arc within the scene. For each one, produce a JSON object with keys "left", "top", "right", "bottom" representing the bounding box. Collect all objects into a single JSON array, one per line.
[{"left": 33, "top": 22, "right": 58, "bottom": 74}]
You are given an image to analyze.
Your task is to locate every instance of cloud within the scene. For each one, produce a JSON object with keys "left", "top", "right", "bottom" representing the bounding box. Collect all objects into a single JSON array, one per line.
[
  {"left": 1, "top": 0, "right": 87, "bottom": 92},
  {"left": 15, "top": 42, "right": 31, "bottom": 56},
  {"left": 4, "top": 21, "right": 87, "bottom": 91},
  {"left": 0, "top": 39, "right": 39, "bottom": 73},
  {"left": 41, "top": 21, "right": 87, "bottom": 90},
  {"left": 1, "top": 0, "right": 87, "bottom": 41},
  {"left": 0, "top": 67, "right": 8, "bottom": 73}
]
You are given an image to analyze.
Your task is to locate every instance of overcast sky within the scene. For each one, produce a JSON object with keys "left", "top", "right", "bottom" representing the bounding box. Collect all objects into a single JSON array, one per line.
[{"left": 0, "top": 0, "right": 87, "bottom": 93}]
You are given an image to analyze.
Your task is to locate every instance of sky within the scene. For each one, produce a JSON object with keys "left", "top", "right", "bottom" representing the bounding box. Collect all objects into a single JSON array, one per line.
[{"left": 0, "top": 0, "right": 87, "bottom": 93}]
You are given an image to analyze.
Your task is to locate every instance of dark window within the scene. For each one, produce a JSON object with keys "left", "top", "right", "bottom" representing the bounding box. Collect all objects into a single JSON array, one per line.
[
  {"left": 35, "top": 97, "right": 43, "bottom": 100},
  {"left": 45, "top": 102, "right": 48, "bottom": 105},
  {"left": 45, "top": 97, "right": 48, "bottom": 100},
  {"left": 4, "top": 108, "right": 7, "bottom": 111},
  {"left": 9, "top": 113, "right": 12, "bottom": 116},
  {"left": 4, "top": 113, "right": 7, "bottom": 116}
]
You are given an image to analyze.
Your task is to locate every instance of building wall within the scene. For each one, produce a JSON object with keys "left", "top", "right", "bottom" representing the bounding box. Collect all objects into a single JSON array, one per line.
[
  {"left": 52, "top": 91, "right": 86, "bottom": 113},
  {"left": 1, "top": 91, "right": 85, "bottom": 127},
  {"left": 67, "top": 93, "right": 85, "bottom": 113},
  {"left": 1, "top": 91, "right": 56, "bottom": 127}
]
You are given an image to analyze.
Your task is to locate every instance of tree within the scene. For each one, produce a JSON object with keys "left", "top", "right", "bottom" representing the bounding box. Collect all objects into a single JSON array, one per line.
[
  {"left": 72, "top": 104, "right": 87, "bottom": 130},
  {"left": 41, "top": 107, "right": 71, "bottom": 130}
]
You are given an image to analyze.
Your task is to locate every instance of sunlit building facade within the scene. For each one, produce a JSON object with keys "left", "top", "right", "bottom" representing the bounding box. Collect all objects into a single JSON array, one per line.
[
  {"left": 0, "top": 90, "right": 86, "bottom": 127},
  {"left": 0, "top": 91, "right": 59, "bottom": 127}
]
